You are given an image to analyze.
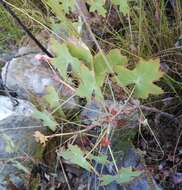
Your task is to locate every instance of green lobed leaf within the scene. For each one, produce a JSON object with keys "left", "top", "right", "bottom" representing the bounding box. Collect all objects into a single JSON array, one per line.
[
  {"left": 101, "top": 167, "right": 142, "bottom": 186},
  {"left": 116, "top": 58, "right": 163, "bottom": 98},
  {"left": 76, "top": 64, "right": 103, "bottom": 101},
  {"left": 89, "top": 154, "right": 110, "bottom": 165},
  {"left": 43, "top": 86, "right": 60, "bottom": 109},
  {"left": 112, "top": 0, "right": 129, "bottom": 16},
  {"left": 32, "top": 110, "right": 58, "bottom": 131},
  {"left": 107, "top": 49, "right": 128, "bottom": 66},
  {"left": 67, "top": 42, "right": 93, "bottom": 69},
  {"left": 59, "top": 0, "right": 76, "bottom": 14},
  {"left": 94, "top": 49, "right": 128, "bottom": 87},
  {"left": 51, "top": 40, "right": 102, "bottom": 101},
  {"left": 60, "top": 144, "right": 92, "bottom": 171},
  {"left": 88, "top": 0, "right": 107, "bottom": 16},
  {"left": 47, "top": 1, "right": 77, "bottom": 37},
  {"left": 46, "top": 0, "right": 64, "bottom": 19},
  {"left": 51, "top": 20, "right": 73, "bottom": 40},
  {"left": 94, "top": 53, "right": 107, "bottom": 87},
  {"left": 51, "top": 40, "right": 81, "bottom": 79},
  {"left": 43, "top": 86, "right": 66, "bottom": 118}
]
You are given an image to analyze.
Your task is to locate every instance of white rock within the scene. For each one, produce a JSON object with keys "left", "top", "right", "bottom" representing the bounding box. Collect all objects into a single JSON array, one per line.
[{"left": 0, "top": 96, "right": 34, "bottom": 121}]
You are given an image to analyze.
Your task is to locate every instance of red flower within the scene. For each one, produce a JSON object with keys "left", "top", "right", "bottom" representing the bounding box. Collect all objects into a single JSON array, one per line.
[{"left": 100, "top": 136, "right": 111, "bottom": 147}]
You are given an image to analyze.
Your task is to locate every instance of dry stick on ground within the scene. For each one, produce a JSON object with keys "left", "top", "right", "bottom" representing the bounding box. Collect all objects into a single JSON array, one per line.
[
  {"left": 173, "top": 128, "right": 182, "bottom": 165},
  {"left": 59, "top": 159, "right": 72, "bottom": 190},
  {"left": 138, "top": 106, "right": 165, "bottom": 160},
  {"left": 140, "top": 105, "right": 178, "bottom": 122}
]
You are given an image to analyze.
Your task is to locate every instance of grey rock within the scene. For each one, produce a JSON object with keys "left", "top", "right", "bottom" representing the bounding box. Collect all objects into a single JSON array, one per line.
[
  {"left": 0, "top": 96, "right": 45, "bottom": 189},
  {"left": 0, "top": 51, "right": 17, "bottom": 70},
  {"left": 118, "top": 148, "right": 141, "bottom": 168},
  {"left": 0, "top": 51, "right": 16, "bottom": 62},
  {"left": 0, "top": 116, "right": 43, "bottom": 158},
  {"left": 1, "top": 52, "right": 57, "bottom": 99},
  {"left": 1, "top": 46, "right": 78, "bottom": 112}
]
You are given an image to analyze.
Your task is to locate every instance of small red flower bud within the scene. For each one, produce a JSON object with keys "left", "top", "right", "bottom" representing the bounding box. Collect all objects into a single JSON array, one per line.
[{"left": 100, "top": 136, "right": 111, "bottom": 147}]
